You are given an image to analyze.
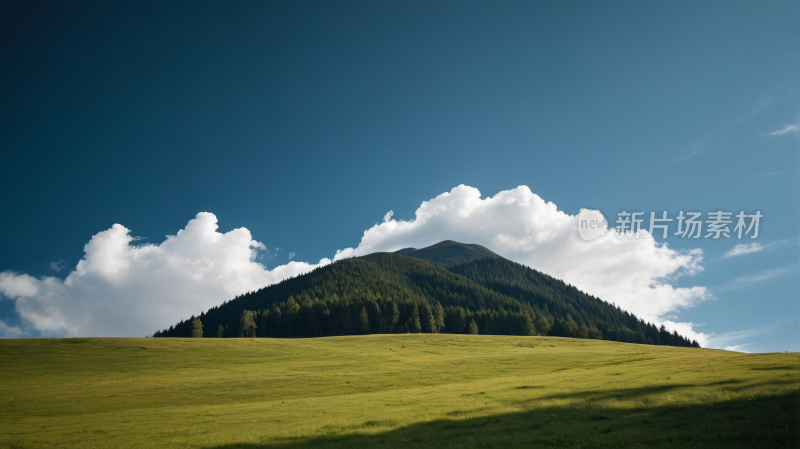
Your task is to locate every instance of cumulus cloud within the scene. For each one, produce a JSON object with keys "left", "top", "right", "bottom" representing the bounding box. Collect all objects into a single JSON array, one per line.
[
  {"left": 383, "top": 211, "right": 394, "bottom": 223},
  {"left": 0, "top": 320, "right": 22, "bottom": 338},
  {"left": 660, "top": 320, "right": 710, "bottom": 348},
  {"left": 0, "top": 185, "right": 714, "bottom": 341},
  {"left": 335, "top": 185, "right": 710, "bottom": 337},
  {"left": 722, "top": 243, "right": 763, "bottom": 258},
  {"left": 0, "top": 213, "right": 330, "bottom": 337},
  {"left": 761, "top": 123, "right": 798, "bottom": 136}
]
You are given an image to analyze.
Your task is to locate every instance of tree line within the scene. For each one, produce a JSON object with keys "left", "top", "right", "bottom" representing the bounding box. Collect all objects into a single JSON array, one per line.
[{"left": 153, "top": 253, "right": 700, "bottom": 348}]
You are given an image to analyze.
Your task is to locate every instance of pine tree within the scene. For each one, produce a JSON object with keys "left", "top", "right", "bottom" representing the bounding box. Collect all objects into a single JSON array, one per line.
[
  {"left": 420, "top": 302, "right": 435, "bottom": 333},
  {"left": 565, "top": 314, "right": 579, "bottom": 337},
  {"left": 521, "top": 313, "right": 536, "bottom": 336},
  {"left": 659, "top": 325, "right": 671, "bottom": 346},
  {"left": 535, "top": 314, "right": 551, "bottom": 336},
  {"left": 433, "top": 302, "right": 445, "bottom": 333},
  {"left": 450, "top": 307, "right": 466, "bottom": 333},
  {"left": 410, "top": 304, "right": 422, "bottom": 333},
  {"left": 390, "top": 302, "right": 400, "bottom": 333},
  {"left": 468, "top": 319, "right": 479, "bottom": 335},
  {"left": 357, "top": 307, "right": 370, "bottom": 335}
]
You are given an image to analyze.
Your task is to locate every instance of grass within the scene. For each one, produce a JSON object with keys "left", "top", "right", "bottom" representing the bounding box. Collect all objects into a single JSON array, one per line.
[{"left": 0, "top": 335, "right": 797, "bottom": 448}]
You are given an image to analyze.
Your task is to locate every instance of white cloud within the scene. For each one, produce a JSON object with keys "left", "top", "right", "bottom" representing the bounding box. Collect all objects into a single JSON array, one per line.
[
  {"left": 0, "top": 272, "right": 40, "bottom": 297},
  {"left": 49, "top": 260, "right": 66, "bottom": 272},
  {"left": 733, "top": 268, "right": 790, "bottom": 284},
  {"left": 702, "top": 325, "right": 778, "bottom": 351},
  {"left": 288, "top": 252, "right": 296, "bottom": 260},
  {"left": 0, "top": 213, "right": 330, "bottom": 337},
  {"left": 715, "top": 267, "right": 792, "bottom": 292},
  {"left": 0, "top": 320, "right": 22, "bottom": 338},
  {"left": 761, "top": 123, "right": 798, "bottom": 136},
  {"left": 0, "top": 185, "right": 714, "bottom": 341},
  {"left": 722, "top": 243, "right": 763, "bottom": 258},
  {"left": 335, "top": 185, "right": 710, "bottom": 332},
  {"left": 658, "top": 320, "right": 707, "bottom": 346},
  {"left": 723, "top": 344, "right": 752, "bottom": 353},
  {"left": 383, "top": 211, "right": 394, "bottom": 223}
]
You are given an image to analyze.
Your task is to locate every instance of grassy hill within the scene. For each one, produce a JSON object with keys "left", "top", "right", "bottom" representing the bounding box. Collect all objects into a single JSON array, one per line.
[{"left": 0, "top": 336, "right": 795, "bottom": 448}]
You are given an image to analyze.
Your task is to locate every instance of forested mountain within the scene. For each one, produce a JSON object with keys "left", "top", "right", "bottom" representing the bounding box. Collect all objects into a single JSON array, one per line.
[{"left": 154, "top": 241, "right": 699, "bottom": 348}]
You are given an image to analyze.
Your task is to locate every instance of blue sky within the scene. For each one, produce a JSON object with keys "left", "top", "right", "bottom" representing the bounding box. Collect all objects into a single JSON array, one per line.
[{"left": 0, "top": 1, "right": 797, "bottom": 351}]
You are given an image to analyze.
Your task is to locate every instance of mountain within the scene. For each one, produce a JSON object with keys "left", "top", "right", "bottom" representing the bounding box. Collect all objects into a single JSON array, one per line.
[
  {"left": 395, "top": 240, "right": 501, "bottom": 268},
  {"left": 154, "top": 241, "right": 699, "bottom": 348}
]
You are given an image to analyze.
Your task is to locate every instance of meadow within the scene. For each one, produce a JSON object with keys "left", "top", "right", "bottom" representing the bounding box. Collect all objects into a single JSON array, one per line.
[{"left": 0, "top": 335, "right": 796, "bottom": 448}]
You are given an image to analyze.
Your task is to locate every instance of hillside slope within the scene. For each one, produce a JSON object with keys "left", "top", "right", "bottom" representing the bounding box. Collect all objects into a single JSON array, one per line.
[{"left": 1, "top": 336, "right": 795, "bottom": 448}]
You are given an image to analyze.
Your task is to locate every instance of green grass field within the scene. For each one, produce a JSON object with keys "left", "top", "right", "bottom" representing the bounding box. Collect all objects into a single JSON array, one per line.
[{"left": 0, "top": 335, "right": 797, "bottom": 448}]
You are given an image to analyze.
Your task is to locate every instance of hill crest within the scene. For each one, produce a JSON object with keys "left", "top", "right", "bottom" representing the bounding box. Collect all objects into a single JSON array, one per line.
[{"left": 394, "top": 240, "right": 502, "bottom": 268}]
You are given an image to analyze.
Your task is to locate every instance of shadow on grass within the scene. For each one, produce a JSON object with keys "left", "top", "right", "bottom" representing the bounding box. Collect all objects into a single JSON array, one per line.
[
  {"left": 208, "top": 390, "right": 797, "bottom": 449},
  {"left": 530, "top": 382, "right": 694, "bottom": 402},
  {"left": 750, "top": 366, "right": 800, "bottom": 371}
]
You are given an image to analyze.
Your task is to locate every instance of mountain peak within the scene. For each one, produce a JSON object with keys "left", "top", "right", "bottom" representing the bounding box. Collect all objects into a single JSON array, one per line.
[{"left": 394, "top": 240, "right": 502, "bottom": 268}]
